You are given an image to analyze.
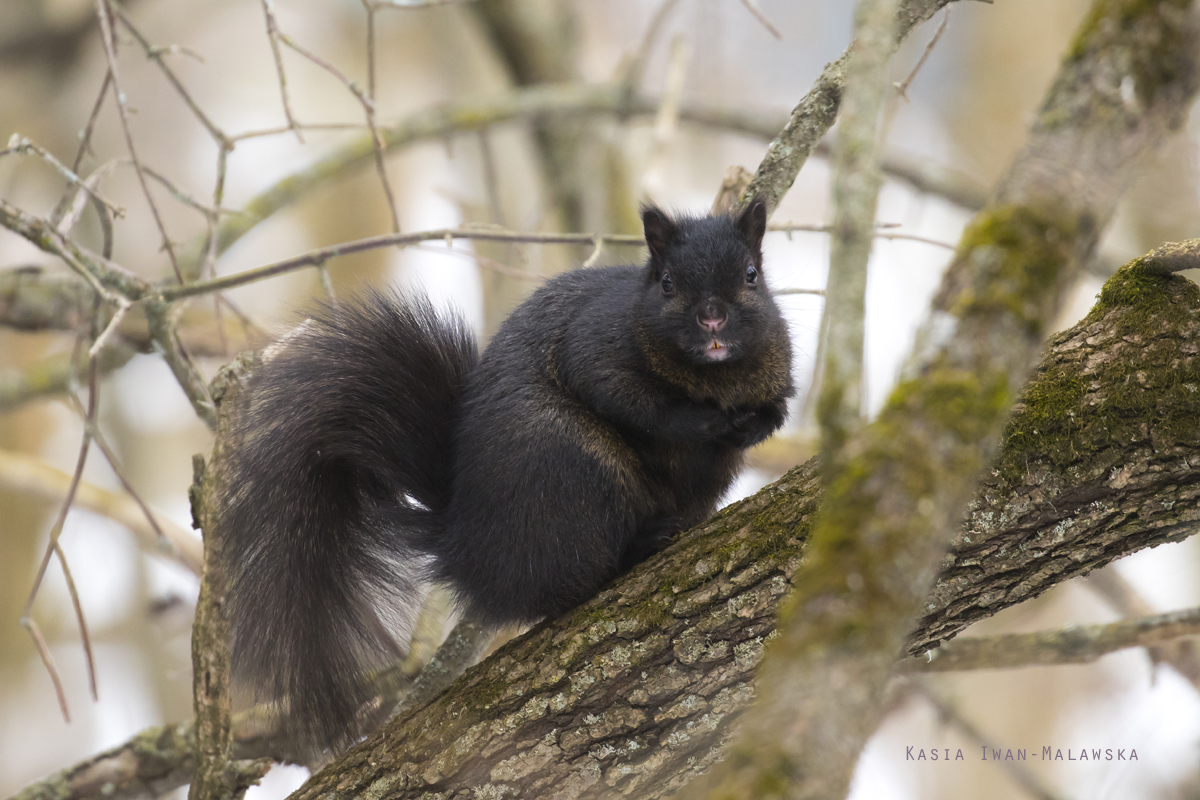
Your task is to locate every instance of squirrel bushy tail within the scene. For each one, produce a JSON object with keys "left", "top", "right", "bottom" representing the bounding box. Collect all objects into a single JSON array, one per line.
[{"left": 222, "top": 293, "right": 477, "bottom": 752}]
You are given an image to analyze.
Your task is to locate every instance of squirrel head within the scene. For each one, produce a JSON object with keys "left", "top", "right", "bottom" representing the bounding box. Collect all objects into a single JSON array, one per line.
[{"left": 636, "top": 197, "right": 782, "bottom": 367}]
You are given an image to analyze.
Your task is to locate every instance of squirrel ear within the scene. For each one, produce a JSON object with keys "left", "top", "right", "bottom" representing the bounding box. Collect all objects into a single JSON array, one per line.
[
  {"left": 736, "top": 196, "right": 768, "bottom": 252},
  {"left": 641, "top": 204, "right": 677, "bottom": 262}
]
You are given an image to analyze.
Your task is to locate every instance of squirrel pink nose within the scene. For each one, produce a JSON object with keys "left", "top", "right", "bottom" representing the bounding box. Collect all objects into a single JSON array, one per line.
[{"left": 697, "top": 300, "right": 727, "bottom": 332}]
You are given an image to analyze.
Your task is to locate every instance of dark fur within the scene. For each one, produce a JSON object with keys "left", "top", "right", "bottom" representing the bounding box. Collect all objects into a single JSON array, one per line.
[{"left": 223, "top": 199, "right": 793, "bottom": 753}]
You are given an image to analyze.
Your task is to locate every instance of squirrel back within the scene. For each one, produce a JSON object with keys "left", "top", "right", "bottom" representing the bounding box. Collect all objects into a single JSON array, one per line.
[{"left": 223, "top": 198, "right": 793, "bottom": 753}]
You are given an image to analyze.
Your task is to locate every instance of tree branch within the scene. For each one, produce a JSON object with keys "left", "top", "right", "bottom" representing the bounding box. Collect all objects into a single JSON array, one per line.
[
  {"left": 903, "top": 607, "right": 1200, "bottom": 672},
  {"left": 11, "top": 255, "right": 1200, "bottom": 800},
  {"left": 289, "top": 262, "right": 1200, "bottom": 799},
  {"left": 697, "top": 1, "right": 1200, "bottom": 795}
]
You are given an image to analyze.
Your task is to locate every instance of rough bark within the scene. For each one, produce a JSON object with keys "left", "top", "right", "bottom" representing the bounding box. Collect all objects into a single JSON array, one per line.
[
  {"left": 280, "top": 262, "right": 1200, "bottom": 800},
  {"left": 10, "top": 262, "right": 1200, "bottom": 800},
  {"left": 693, "top": 1, "right": 1200, "bottom": 796},
  {"left": 186, "top": 367, "right": 271, "bottom": 800}
]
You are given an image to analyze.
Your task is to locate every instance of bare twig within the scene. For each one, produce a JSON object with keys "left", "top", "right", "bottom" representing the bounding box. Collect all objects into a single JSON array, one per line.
[
  {"left": 87, "top": 298, "right": 130, "bottom": 359},
  {"left": 159, "top": 227, "right": 644, "bottom": 301},
  {"left": 158, "top": 221, "right": 947, "bottom": 302},
  {"left": 53, "top": 541, "right": 98, "bottom": 701},
  {"left": 2, "top": 136, "right": 125, "bottom": 219},
  {"left": 0, "top": 197, "right": 149, "bottom": 301},
  {"left": 0, "top": 449, "right": 203, "bottom": 573},
  {"left": 901, "top": 607, "right": 1200, "bottom": 672},
  {"left": 21, "top": 331, "right": 101, "bottom": 721},
  {"left": 894, "top": 7, "right": 949, "bottom": 100},
  {"left": 115, "top": 9, "right": 232, "bottom": 150},
  {"left": 94, "top": 0, "right": 183, "bottom": 282},
  {"left": 20, "top": 617, "right": 71, "bottom": 722},
  {"left": 258, "top": 0, "right": 304, "bottom": 142},
  {"left": 271, "top": 17, "right": 401, "bottom": 232},
  {"left": 71, "top": 70, "right": 112, "bottom": 173},
  {"left": 736, "top": 0, "right": 782, "bottom": 39}
]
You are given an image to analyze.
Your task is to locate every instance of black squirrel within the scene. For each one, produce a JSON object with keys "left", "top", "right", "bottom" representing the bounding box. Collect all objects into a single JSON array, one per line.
[{"left": 222, "top": 198, "right": 794, "bottom": 753}]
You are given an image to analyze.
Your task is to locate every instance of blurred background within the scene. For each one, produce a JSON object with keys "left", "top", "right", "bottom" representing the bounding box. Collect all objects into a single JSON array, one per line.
[{"left": 2, "top": 0, "right": 1199, "bottom": 798}]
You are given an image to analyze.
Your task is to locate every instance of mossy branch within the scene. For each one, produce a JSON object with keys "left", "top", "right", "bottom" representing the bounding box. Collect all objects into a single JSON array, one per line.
[
  {"left": 695, "top": 1, "right": 1200, "bottom": 797},
  {"left": 9, "top": 258, "right": 1200, "bottom": 800},
  {"left": 290, "top": 262, "right": 1200, "bottom": 799}
]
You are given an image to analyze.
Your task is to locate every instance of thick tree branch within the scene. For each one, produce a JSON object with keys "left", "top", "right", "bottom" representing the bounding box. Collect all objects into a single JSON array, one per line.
[
  {"left": 285, "top": 265, "right": 1200, "bottom": 799},
  {"left": 10, "top": 257, "right": 1200, "bottom": 800},
  {"left": 696, "top": 2, "right": 1200, "bottom": 797}
]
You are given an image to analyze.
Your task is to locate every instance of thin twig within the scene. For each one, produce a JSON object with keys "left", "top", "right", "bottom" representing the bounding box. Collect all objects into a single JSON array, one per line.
[
  {"left": 774, "top": 287, "right": 825, "bottom": 296},
  {"left": 902, "top": 606, "right": 1200, "bottom": 672},
  {"left": 23, "top": 354, "right": 98, "bottom": 624},
  {"left": 50, "top": 163, "right": 118, "bottom": 263},
  {"left": 581, "top": 236, "right": 604, "bottom": 268},
  {"left": 894, "top": 7, "right": 949, "bottom": 100},
  {"left": 88, "top": 299, "right": 131, "bottom": 359},
  {"left": 139, "top": 165, "right": 233, "bottom": 219},
  {"left": 2, "top": 135, "right": 125, "bottom": 219},
  {"left": 272, "top": 19, "right": 401, "bottom": 232},
  {"left": 115, "top": 9, "right": 232, "bottom": 149},
  {"left": 21, "top": 321, "right": 101, "bottom": 720},
  {"left": 53, "top": 541, "right": 98, "bottom": 701},
  {"left": 159, "top": 227, "right": 645, "bottom": 300},
  {"left": 72, "top": 70, "right": 112, "bottom": 173},
  {"left": 157, "top": 222, "right": 948, "bottom": 302},
  {"left": 20, "top": 617, "right": 71, "bottom": 722},
  {"left": 259, "top": 0, "right": 304, "bottom": 142},
  {"left": 0, "top": 198, "right": 148, "bottom": 302},
  {"left": 93, "top": 0, "right": 183, "bottom": 281},
  {"left": 736, "top": 0, "right": 783, "bottom": 39},
  {"left": 228, "top": 121, "right": 368, "bottom": 142}
]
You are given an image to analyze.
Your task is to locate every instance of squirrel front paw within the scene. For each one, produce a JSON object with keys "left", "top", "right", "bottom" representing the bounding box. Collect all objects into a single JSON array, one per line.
[{"left": 716, "top": 402, "right": 786, "bottom": 448}]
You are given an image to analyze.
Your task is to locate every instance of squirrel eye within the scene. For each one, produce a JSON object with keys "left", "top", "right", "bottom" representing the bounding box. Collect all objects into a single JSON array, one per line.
[
  {"left": 661, "top": 271, "right": 674, "bottom": 294},
  {"left": 745, "top": 263, "right": 758, "bottom": 285}
]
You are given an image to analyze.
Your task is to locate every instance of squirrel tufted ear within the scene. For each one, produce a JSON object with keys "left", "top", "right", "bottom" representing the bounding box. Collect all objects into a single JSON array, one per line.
[
  {"left": 641, "top": 203, "right": 677, "bottom": 262},
  {"left": 736, "top": 196, "right": 768, "bottom": 253}
]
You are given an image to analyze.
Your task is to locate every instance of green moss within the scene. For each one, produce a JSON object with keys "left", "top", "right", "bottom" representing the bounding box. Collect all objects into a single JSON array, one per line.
[
  {"left": 997, "top": 260, "right": 1200, "bottom": 485},
  {"left": 1066, "top": 0, "right": 1196, "bottom": 107},
  {"left": 950, "top": 205, "right": 1080, "bottom": 336}
]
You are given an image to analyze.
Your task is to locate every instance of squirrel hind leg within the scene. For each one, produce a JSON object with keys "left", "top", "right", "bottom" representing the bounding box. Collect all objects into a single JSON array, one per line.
[{"left": 621, "top": 514, "right": 686, "bottom": 570}]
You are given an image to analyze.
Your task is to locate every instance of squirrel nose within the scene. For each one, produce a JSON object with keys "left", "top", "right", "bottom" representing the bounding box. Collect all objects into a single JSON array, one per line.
[{"left": 697, "top": 300, "right": 727, "bottom": 332}]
